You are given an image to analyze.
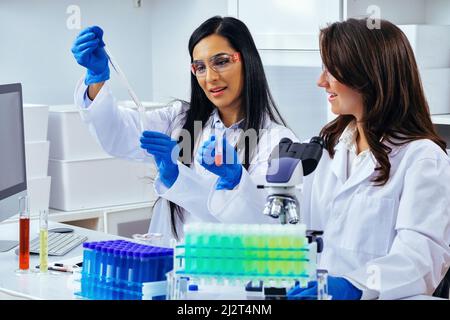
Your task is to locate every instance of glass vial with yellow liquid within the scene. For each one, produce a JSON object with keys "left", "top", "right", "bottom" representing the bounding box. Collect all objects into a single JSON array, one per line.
[{"left": 39, "top": 209, "right": 48, "bottom": 273}]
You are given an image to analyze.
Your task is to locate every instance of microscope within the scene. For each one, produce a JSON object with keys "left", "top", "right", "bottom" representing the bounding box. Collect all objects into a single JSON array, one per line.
[
  {"left": 258, "top": 136, "right": 324, "bottom": 225},
  {"left": 255, "top": 137, "right": 327, "bottom": 299}
]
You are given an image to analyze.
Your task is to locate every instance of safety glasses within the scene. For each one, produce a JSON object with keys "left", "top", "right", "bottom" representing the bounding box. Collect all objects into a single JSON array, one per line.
[{"left": 191, "top": 52, "right": 241, "bottom": 78}]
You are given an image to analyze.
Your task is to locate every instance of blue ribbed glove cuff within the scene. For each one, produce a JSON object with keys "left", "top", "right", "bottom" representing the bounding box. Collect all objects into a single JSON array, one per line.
[
  {"left": 159, "top": 165, "right": 179, "bottom": 189},
  {"left": 85, "top": 68, "right": 110, "bottom": 85},
  {"left": 216, "top": 166, "right": 242, "bottom": 190}
]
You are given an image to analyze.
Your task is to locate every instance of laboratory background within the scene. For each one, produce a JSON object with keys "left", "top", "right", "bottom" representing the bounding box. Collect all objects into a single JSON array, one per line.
[{"left": 0, "top": 0, "right": 449, "bottom": 301}]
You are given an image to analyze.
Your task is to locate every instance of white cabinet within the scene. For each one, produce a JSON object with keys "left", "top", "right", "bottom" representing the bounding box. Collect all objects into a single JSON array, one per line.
[
  {"left": 105, "top": 205, "right": 152, "bottom": 238},
  {"left": 232, "top": 0, "right": 341, "bottom": 50},
  {"left": 48, "top": 201, "right": 155, "bottom": 238},
  {"left": 262, "top": 55, "right": 328, "bottom": 139},
  {"left": 47, "top": 103, "right": 160, "bottom": 212},
  {"left": 229, "top": 0, "right": 337, "bottom": 139}
]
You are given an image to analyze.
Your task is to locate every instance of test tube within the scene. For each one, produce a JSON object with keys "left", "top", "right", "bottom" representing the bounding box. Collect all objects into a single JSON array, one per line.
[
  {"left": 214, "top": 131, "right": 223, "bottom": 166},
  {"left": 17, "top": 196, "right": 30, "bottom": 272},
  {"left": 317, "top": 269, "right": 329, "bottom": 300},
  {"left": 81, "top": 242, "right": 94, "bottom": 297},
  {"left": 39, "top": 209, "right": 48, "bottom": 273}
]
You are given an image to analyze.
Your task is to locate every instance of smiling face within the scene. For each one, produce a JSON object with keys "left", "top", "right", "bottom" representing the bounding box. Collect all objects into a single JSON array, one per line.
[
  {"left": 192, "top": 34, "right": 244, "bottom": 115},
  {"left": 317, "top": 67, "right": 364, "bottom": 121}
]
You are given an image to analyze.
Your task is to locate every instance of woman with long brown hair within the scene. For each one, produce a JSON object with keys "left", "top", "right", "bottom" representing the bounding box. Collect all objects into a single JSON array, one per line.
[{"left": 209, "top": 18, "right": 450, "bottom": 300}]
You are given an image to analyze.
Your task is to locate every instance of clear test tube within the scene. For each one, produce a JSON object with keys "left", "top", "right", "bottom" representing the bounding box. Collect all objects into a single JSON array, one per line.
[
  {"left": 317, "top": 269, "right": 329, "bottom": 300},
  {"left": 214, "top": 131, "right": 223, "bottom": 166},
  {"left": 17, "top": 196, "right": 30, "bottom": 272},
  {"left": 39, "top": 209, "right": 49, "bottom": 273}
]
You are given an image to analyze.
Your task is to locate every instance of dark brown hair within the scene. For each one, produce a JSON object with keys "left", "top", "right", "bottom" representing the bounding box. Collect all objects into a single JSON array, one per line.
[{"left": 319, "top": 18, "right": 447, "bottom": 185}]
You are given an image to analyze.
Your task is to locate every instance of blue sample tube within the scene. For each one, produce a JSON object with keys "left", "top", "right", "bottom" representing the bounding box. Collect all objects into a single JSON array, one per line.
[
  {"left": 82, "top": 242, "right": 92, "bottom": 274},
  {"left": 150, "top": 248, "right": 159, "bottom": 282},
  {"left": 125, "top": 249, "right": 134, "bottom": 299},
  {"left": 99, "top": 246, "right": 111, "bottom": 299},
  {"left": 118, "top": 247, "right": 128, "bottom": 294},
  {"left": 81, "top": 242, "right": 92, "bottom": 296},
  {"left": 157, "top": 249, "right": 166, "bottom": 281},
  {"left": 158, "top": 249, "right": 170, "bottom": 281},
  {"left": 132, "top": 250, "right": 141, "bottom": 299},
  {"left": 113, "top": 247, "right": 123, "bottom": 300},
  {"left": 106, "top": 247, "right": 116, "bottom": 299},
  {"left": 151, "top": 248, "right": 160, "bottom": 281},
  {"left": 165, "top": 249, "right": 174, "bottom": 276},
  {"left": 92, "top": 244, "right": 103, "bottom": 298},
  {"left": 100, "top": 247, "right": 108, "bottom": 280},
  {"left": 87, "top": 242, "right": 98, "bottom": 275},
  {"left": 143, "top": 249, "right": 155, "bottom": 282},
  {"left": 80, "top": 240, "right": 175, "bottom": 300},
  {"left": 139, "top": 251, "right": 148, "bottom": 283}
]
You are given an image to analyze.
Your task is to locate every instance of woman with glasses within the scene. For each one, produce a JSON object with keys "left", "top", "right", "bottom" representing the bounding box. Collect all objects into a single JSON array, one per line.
[
  {"left": 207, "top": 18, "right": 450, "bottom": 300},
  {"left": 72, "top": 16, "right": 297, "bottom": 246}
]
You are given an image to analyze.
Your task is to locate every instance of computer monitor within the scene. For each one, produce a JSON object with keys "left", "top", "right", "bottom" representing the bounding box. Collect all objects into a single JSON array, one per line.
[{"left": 0, "top": 83, "right": 27, "bottom": 252}]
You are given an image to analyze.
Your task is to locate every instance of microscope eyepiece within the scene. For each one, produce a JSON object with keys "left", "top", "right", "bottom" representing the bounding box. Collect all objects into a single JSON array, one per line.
[{"left": 309, "top": 136, "right": 324, "bottom": 147}]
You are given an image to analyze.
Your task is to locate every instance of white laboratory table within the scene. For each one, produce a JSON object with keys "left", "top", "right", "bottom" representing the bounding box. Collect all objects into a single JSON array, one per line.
[
  {"left": 0, "top": 218, "right": 124, "bottom": 300},
  {"left": 0, "top": 219, "right": 446, "bottom": 300}
]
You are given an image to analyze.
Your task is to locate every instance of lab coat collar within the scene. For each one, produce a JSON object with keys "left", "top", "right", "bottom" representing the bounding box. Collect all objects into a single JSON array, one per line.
[
  {"left": 338, "top": 120, "right": 405, "bottom": 157},
  {"left": 331, "top": 124, "right": 408, "bottom": 194},
  {"left": 331, "top": 122, "right": 378, "bottom": 197},
  {"left": 211, "top": 108, "right": 245, "bottom": 130},
  {"left": 332, "top": 143, "right": 377, "bottom": 198},
  {"left": 339, "top": 121, "right": 358, "bottom": 150},
  {"left": 381, "top": 136, "right": 407, "bottom": 158},
  {"left": 331, "top": 142, "right": 348, "bottom": 185}
]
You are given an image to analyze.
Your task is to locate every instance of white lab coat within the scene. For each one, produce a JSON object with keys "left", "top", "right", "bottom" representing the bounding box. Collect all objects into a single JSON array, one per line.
[
  {"left": 74, "top": 79, "right": 298, "bottom": 246},
  {"left": 208, "top": 131, "right": 450, "bottom": 300}
]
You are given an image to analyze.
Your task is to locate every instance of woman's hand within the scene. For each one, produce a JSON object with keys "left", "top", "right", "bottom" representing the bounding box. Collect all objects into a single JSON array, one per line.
[
  {"left": 140, "top": 131, "right": 179, "bottom": 188},
  {"left": 197, "top": 135, "right": 243, "bottom": 190},
  {"left": 288, "top": 276, "right": 362, "bottom": 300}
]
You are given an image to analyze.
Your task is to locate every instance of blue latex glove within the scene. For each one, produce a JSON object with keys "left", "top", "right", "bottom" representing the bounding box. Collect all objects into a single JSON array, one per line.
[
  {"left": 140, "top": 131, "right": 179, "bottom": 188},
  {"left": 288, "top": 276, "right": 362, "bottom": 300},
  {"left": 71, "top": 26, "right": 110, "bottom": 85},
  {"left": 196, "top": 135, "right": 243, "bottom": 190}
]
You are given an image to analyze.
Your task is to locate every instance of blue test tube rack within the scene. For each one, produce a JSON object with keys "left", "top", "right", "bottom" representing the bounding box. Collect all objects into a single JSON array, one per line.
[{"left": 77, "top": 240, "right": 173, "bottom": 300}]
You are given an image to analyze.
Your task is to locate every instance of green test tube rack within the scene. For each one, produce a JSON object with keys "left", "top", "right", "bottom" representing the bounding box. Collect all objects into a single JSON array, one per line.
[{"left": 174, "top": 223, "right": 315, "bottom": 284}]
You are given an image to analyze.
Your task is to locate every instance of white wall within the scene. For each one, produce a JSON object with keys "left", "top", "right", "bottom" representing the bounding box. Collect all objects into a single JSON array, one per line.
[
  {"left": 149, "top": 0, "right": 229, "bottom": 102},
  {"left": 426, "top": 0, "right": 450, "bottom": 24},
  {"left": 345, "top": 0, "right": 427, "bottom": 24},
  {"left": 345, "top": 0, "right": 450, "bottom": 25},
  {"left": 0, "top": 0, "right": 154, "bottom": 105}
]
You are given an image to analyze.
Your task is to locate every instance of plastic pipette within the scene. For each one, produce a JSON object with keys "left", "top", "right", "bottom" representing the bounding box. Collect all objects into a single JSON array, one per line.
[{"left": 103, "top": 47, "right": 146, "bottom": 133}]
